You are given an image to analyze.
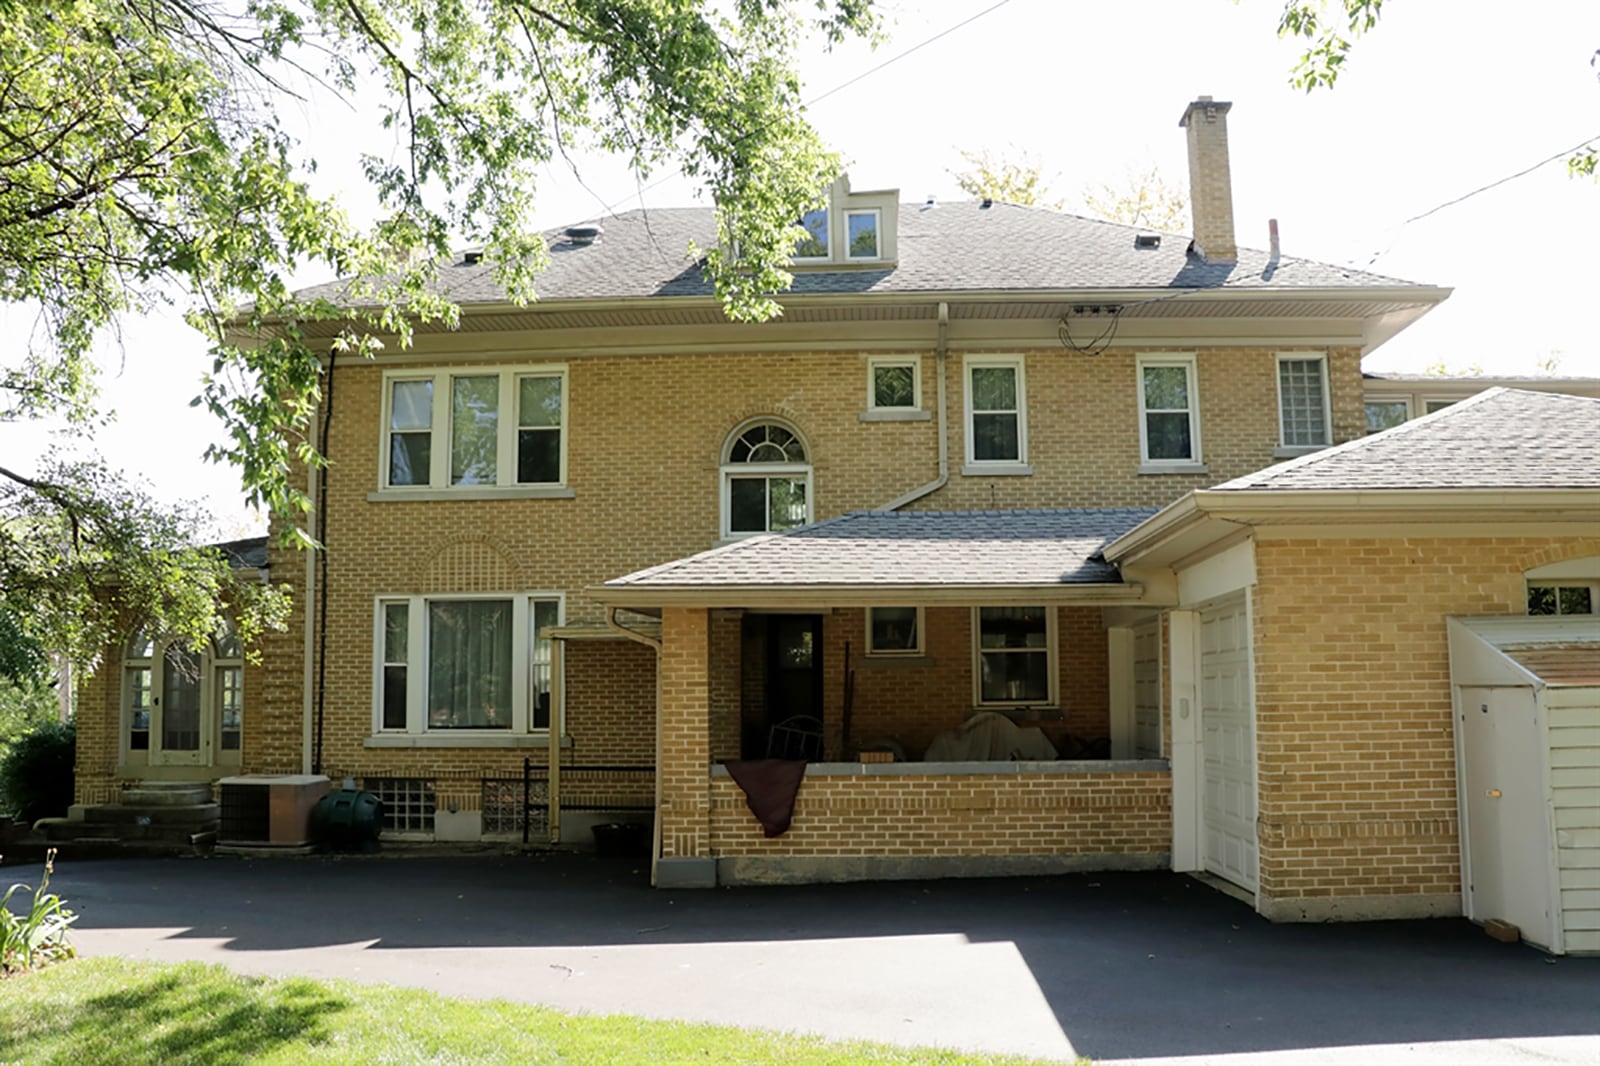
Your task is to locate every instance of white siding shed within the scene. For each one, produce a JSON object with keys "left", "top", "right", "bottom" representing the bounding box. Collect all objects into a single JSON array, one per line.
[{"left": 1448, "top": 616, "right": 1600, "bottom": 955}]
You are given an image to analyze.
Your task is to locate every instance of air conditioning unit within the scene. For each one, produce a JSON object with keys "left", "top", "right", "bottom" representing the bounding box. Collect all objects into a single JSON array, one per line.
[{"left": 218, "top": 775, "right": 332, "bottom": 847}]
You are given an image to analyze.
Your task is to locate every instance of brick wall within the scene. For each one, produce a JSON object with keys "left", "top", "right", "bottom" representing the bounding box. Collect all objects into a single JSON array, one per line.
[
  {"left": 1251, "top": 534, "right": 1600, "bottom": 909},
  {"left": 709, "top": 770, "right": 1171, "bottom": 858},
  {"left": 74, "top": 338, "right": 1360, "bottom": 822}
]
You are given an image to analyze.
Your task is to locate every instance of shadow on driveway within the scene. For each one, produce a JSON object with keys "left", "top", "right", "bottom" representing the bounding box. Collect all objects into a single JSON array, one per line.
[{"left": 44, "top": 852, "right": 1600, "bottom": 1062}]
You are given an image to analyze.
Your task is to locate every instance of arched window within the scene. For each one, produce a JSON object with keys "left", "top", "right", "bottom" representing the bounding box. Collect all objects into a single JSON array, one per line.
[
  {"left": 122, "top": 624, "right": 243, "bottom": 768},
  {"left": 720, "top": 421, "right": 812, "bottom": 538}
]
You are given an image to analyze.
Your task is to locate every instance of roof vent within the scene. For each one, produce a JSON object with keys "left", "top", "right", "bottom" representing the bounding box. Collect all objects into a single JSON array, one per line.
[
  {"left": 564, "top": 223, "right": 603, "bottom": 246},
  {"left": 462, "top": 248, "right": 485, "bottom": 265},
  {"left": 922, "top": 195, "right": 937, "bottom": 211},
  {"left": 1134, "top": 233, "right": 1161, "bottom": 250},
  {"left": 980, "top": 197, "right": 993, "bottom": 209}
]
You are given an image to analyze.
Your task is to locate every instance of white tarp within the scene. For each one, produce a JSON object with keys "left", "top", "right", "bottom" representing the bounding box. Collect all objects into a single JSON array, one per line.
[{"left": 924, "top": 711, "right": 1058, "bottom": 762}]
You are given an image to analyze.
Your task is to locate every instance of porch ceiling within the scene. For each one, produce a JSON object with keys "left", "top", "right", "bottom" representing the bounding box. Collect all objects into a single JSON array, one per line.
[{"left": 594, "top": 508, "right": 1155, "bottom": 609}]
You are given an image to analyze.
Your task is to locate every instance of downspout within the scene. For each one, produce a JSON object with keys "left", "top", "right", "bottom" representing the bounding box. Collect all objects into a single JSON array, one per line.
[
  {"left": 880, "top": 300, "right": 949, "bottom": 510},
  {"left": 312, "top": 347, "right": 336, "bottom": 776},
  {"left": 300, "top": 453, "right": 317, "bottom": 774},
  {"left": 605, "top": 606, "right": 664, "bottom": 884}
]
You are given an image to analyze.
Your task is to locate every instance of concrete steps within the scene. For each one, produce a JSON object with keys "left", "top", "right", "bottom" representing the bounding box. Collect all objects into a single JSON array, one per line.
[{"left": 40, "top": 781, "right": 220, "bottom": 854}]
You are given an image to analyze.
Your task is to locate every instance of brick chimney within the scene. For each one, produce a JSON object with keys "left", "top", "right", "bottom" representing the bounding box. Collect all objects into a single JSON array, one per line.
[{"left": 1179, "top": 96, "right": 1237, "bottom": 264}]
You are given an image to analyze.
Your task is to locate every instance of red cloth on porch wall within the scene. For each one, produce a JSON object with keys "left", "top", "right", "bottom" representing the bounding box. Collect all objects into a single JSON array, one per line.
[{"left": 723, "top": 760, "right": 808, "bottom": 838}]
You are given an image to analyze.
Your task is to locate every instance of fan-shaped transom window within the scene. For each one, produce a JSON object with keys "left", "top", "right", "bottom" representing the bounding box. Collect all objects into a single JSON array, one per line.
[{"left": 721, "top": 422, "right": 812, "bottom": 538}]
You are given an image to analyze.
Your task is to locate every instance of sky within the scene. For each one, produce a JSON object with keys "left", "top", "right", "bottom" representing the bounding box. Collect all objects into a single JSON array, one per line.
[{"left": 3, "top": 0, "right": 1598, "bottom": 532}]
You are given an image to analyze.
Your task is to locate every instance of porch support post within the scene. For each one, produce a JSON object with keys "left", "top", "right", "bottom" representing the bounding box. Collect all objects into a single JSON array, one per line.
[
  {"left": 1107, "top": 627, "right": 1135, "bottom": 759},
  {"left": 654, "top": 606, "right": 716, "bottom": 888},
  {"left": 1168, "top": 610, "right": 1202, "bottom": 872}
]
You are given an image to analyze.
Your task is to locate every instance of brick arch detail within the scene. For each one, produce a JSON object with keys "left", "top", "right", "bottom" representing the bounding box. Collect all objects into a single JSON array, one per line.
[
  {"left": 1519, "top": 539, "right": 1600, "bottom": 574},
  {"left": 416, "top": 535, "right": 525, "bottom": 592}
]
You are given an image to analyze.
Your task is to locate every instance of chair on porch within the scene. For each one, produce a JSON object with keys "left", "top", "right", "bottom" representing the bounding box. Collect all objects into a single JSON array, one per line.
[{"left": 767, "top": 715, "right": 823, "bottom": 762}]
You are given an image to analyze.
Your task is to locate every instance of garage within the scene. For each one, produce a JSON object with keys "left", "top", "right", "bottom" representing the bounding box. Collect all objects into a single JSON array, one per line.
[
  {"left": 1448, "top": 615, "right": 1600, "bottom": 955},
  {"left": 1200, "top": 594, "right": 1257, "bottom": 892}
]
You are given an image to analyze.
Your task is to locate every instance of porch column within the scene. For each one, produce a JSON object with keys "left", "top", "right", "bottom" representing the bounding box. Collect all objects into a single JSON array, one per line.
[{"left": 655, "top": 606, "right": 716, "bottom": 888}]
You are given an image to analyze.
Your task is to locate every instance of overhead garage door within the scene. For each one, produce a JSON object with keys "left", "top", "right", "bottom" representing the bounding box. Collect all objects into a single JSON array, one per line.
[{"left": 1200, "top": 595, "right": 1257, "bottom": 891}]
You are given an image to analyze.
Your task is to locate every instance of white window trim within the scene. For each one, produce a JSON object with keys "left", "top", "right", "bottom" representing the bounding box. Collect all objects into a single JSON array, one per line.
[
  {"left": 378, "top": 364, "right": 569, "bottom": 492},
  {"left": 1136, "top": 353, "right": 1202, "bottom": 467},
  {"left": 371, "top": 592, "right": 565, "bottom": 737},
  {"left": 867, "top": 355, "right": 921, "bottom": 412},
  {"left": 1274, "top": 352, "right": 1332, "bottom": 455},
  {"left": 970, "top": 606, "right": 1059, "bottom": 708},
  {"left": 845, "top": 207, "right": 882, "bottom": 261},
  {"left": 964, "top": 355, "right": 1029, "bottom": 469},
  {"left": 866, "top": 606, "right": 925, "bottom": 657}
]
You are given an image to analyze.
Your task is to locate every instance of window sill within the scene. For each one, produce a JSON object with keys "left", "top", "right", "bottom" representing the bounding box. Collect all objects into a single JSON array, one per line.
[
  {"left": 1272, "top": 445, "right": 1328, "bottom": 459},
  {"left": 367, "top": 486, "right": 576, "bottom": 502},
  {"left": 961, "top": 463, "right": 1033, "bottom": 477},
  {"left": 859, "top": 409, "right": 932, "bottom": 423},
  {"left": 364, "top": 733, "right": 574, "bottom": 749},
  {"left": 859, "top": 653, "right": 931, "bottom": 667},
  {"left": 1138, "top": 461, "right": 1211, "bottom": 476}
]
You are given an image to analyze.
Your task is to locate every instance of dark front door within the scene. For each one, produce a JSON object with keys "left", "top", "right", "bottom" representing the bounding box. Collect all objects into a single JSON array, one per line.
[{"left": 741, "top": 614, "right": 824, "bottom": 759}]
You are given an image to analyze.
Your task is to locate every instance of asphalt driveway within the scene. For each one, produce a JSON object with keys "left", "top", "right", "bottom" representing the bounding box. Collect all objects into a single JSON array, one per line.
[{"left": 26, "top": 851, "right": 1600, "bottom": 1064}]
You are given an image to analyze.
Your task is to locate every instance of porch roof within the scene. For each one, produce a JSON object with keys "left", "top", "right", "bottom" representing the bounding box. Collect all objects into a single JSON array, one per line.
[{"left": 595, "top": 508, "right": 1156, "bottom": 607}]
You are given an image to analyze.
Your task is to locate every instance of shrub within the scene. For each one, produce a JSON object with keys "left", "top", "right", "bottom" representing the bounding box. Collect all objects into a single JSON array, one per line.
[
  {"left": 1, "top": 849, "right": 77, "bottom": 974},
  {"left": 0, "top": 720, "right": 74, "bottom": 824}
]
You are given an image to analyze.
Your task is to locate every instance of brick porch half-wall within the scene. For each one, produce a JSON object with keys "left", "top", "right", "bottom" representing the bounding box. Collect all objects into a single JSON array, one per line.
[{"left": 708, "top": 765, "right": 1171, "bottom": 884}]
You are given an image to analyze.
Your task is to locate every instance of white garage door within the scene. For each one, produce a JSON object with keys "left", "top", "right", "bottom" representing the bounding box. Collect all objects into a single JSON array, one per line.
[{"left": 1200, "top": 595, "right": 1257, "bottom": 891}]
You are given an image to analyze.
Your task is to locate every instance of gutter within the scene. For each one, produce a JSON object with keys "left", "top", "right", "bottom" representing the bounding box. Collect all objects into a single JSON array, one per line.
[
  {"left": 1104, "top": 486, "right": 1600, "bottom": 564},
  {"left": 590, "top": 582, "right": 1143, "bottom": 610},
  {"left": 881, "top": 300, "right": 949, "bottom": 510},
  {"left": 604, "top": 607, "right": 662, "bottom": 652}
]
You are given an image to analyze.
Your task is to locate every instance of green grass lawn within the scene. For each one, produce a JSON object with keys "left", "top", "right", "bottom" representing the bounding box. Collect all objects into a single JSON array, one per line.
[{"left": 0, "top": 957, "right": 1075, "bottom": 1065}]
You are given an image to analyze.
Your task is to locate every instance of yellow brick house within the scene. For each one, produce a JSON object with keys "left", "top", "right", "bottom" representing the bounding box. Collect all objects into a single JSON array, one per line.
[{"left": 70, "top": 96, "right": 1598, "bottom": 931}]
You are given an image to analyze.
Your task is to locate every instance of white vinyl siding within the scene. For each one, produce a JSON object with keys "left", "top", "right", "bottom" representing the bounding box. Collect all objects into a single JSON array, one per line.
[{"left": 1549, "top": 691, "right": 1600, "bottom": 953}]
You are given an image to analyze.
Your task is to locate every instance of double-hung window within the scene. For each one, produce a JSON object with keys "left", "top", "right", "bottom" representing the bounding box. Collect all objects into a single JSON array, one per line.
[
  {"left": 375, "top": 594, "right": 562, "bottom": 735},
  {"left": 1137, "top": 354, "right": 1202, "bottom": 468},
  {"left": 973, "top": 606, "right": 1056, "bottom": 706},
  {"left": 965, "top": 356, "right": 1028, "bottom": 469},
  {"left": 1527, "top": 582, "right": 1598, "bottom": 616},
  {"left": 721, "top": 422, "right": 812, "bottom": 538},
  {"left": 382, "top": 366, "right": 567, "bottom": 491},
  {"left": 1276, "top": 354, "right": 1331, "bottom": 453}
]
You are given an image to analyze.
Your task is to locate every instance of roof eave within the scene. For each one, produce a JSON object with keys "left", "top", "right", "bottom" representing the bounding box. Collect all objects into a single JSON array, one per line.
[
  {"left": 1106, "top": 487, "right": 1600, "bottom": 567},
  {"left": 589, "top": 581, "right": 1144, "bottom": 610}
]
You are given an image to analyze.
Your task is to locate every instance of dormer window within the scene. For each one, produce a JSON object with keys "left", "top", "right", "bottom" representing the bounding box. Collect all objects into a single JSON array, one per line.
[
  {"left": 795, "top": 209, "right": 829, "bottom": 259},
  {"left": 846, "top": 209, "right": 880, "bottom": 259},
  {"left": 786, "top": 175, "right": 897, "bottom": 267}
]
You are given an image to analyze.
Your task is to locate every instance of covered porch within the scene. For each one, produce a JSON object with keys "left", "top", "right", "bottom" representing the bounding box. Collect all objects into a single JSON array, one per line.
[{"left": 595, "top": 509, "right": 1175, "bottom": 888}]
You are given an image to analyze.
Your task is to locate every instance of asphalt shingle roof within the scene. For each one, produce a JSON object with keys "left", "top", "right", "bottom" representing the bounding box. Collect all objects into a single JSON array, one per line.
[
  {"left": 1213, "top": 388, "right": 1600, "bottom": 492},
  {"left": 294, "top": 201, "right": 1422, "bottom": 307},
  {"left": 605, "top": 509, "right": 1158, "bottom": 589}
]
